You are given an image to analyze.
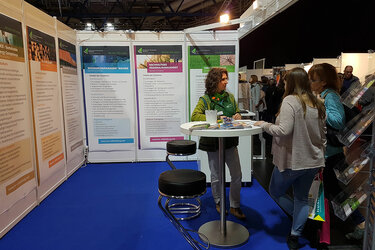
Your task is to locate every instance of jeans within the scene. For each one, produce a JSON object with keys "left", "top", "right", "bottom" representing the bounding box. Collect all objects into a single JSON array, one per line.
[
  {"left": 207, "top": 147, "right": 242, "bottom": 208},
  {"left": 269, "top": 166, "right": 319, "bottom": 236}
]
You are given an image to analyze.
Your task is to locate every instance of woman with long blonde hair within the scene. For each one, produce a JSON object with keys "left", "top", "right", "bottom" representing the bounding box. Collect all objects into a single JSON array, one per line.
[{"left": 255, "top": 67, "right": 326, "bottom": 250}]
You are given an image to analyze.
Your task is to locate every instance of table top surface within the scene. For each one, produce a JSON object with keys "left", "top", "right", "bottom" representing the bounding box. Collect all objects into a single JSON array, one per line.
[{"left": 180, "top": 120, "right": 263, "bottom": 137}]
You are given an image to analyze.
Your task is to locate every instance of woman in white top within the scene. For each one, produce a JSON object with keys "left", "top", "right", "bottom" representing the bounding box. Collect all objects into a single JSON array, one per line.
[{"left": 255, "top": 68, "right": 326, "bottom": 250}]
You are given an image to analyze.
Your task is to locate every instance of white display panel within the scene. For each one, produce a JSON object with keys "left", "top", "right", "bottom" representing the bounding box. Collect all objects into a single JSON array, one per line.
[
  {"left": 0, "top": 13, "right": 36, "bottom": 215},
  {"left": 27, "top": 26, "right": 66, "bottom": 185},
  {"left": 134, "top": 45, "right": 185, "bottom": 150},
  {"left": 81, "top": 45, "right": 136, "bottom": 162},
  {"left": 187, "top": 44, "right": 237, "bottom": 118},
  {"left": 58, "top": 37, "right": 85, "bottom": 175}
]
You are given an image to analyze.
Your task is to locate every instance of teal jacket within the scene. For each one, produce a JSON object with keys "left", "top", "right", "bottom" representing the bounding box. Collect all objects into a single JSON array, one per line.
[
  {"left": 191, "top": 91, "right": 240, "bottom": 152},
  {"left": 321, "top": 89, "right": 345, "bottom": 158}
]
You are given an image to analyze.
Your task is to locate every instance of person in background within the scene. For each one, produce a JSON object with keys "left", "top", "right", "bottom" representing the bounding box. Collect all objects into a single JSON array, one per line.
[
  {"left": 255, "top": 68, "right": 326, "bottom": 250},
  {"left": 249, "top": 75, "right": 266, "bottom": 119},
  {"left": 238, "top": 73, "right": 250, "bottom": 111},
  {"left": 264, "top": 78, "right": 284, "bottom": 123},
  {"left": 337, "top": 72, "right": 344, "bottom": 93},
  {"left": 249, "top": 75, "right": 261, "bottom": 113},
  {"left": 261, "top": 75, "right": 269, "bottom": 92},
  {"left": 340, "top": 65, "right": 360, "bottom": 94},
  {"left": 308, "top": 63, "right": 366, "bottom": 242},
  {"left": 191, "top": 67, "right": 246, "bottom": 220}
]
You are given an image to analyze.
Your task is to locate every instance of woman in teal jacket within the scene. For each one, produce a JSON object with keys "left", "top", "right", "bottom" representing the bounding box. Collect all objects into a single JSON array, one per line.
[
  {"left": 308, "top": 63, "right": 365, "bottom": 242},
  {"left": 191, "top": 67, "right": 245, "bottom": 220}
]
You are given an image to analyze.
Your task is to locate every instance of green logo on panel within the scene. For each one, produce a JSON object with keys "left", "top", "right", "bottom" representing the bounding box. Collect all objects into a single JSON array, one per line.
[
  {"left": 192, "top": 48, "right": 197, "bottom": 54},
  {"left": 138, "top": 47, "right": 143, "bottom": 53},
  {"left": 83, "top": 48, "right": 89, "bottom": 54},
  {"left": 29, "top": 31, "right": 33, "bottom": 39}
]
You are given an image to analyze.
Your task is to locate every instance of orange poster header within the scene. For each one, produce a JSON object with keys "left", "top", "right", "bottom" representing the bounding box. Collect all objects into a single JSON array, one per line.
[
  {"left": 49, "top": 153, "right": 64, "bottom": 168},
  {"left": 40, "top": 61, "right": 57, "bottom": 72}
]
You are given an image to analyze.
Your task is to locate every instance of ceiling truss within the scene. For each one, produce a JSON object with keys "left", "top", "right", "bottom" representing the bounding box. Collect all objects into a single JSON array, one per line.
[{"left": 25, "top": 0, "right": 253, "bottom": 31}]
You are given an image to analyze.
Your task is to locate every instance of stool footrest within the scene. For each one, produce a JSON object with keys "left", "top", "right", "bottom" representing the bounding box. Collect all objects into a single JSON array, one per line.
[{"left": 167, "top": 199, "right": 201, "bottom": 220}]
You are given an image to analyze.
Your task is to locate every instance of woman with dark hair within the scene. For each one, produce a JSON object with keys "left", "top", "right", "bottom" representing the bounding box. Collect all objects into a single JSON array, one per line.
[
  {"left": 308, "top": 63, "right": 366, "bottom": 241},
  {"left": 191, "top": 67, "right": 246, "bottom": 220},
  {"left": 308, "top": 63, "right": 345, "bottom": 199},
  {"left": 255, "top": 68, "right": 326, "bottom": 250}
]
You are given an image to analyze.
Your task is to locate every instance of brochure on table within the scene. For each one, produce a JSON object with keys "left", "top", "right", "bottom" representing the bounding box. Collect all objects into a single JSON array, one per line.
[
  {"left": 81, "top": 44, "right": 136, "bottom": 162},
  {"left": 134, "top": 44, "right": 185, "bottom": 156},
  {"left": 0, "top": 12, "right": 36, "bottom": 215}
]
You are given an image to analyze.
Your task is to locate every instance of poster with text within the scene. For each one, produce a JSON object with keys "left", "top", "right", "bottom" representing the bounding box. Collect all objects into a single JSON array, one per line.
[
  {"left": 134, "top": 45, "right": 185, "bottom": 149},
  {"left": 188, "top": 45, "right": 236, "bottom": 117},
  {"left": 82, "top": 46, "right": 135, "bottom": 152},
  {"left": 0, "top": 14, "right": 36, "bottom": 214},
  {"left": 59, "top": 38, "right": 84, "bottom": 163},
  {"left": 27, "top": 26, "right": 65, "bottom": 184}
]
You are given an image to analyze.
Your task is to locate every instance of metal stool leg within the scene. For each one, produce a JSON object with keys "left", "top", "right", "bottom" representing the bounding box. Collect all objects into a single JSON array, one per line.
[
  {"left": 167, "top": 198, "right": 201, "bottom": 220},
  {"left": 158, "top": 195, "right": 209, "bottom": 250}
]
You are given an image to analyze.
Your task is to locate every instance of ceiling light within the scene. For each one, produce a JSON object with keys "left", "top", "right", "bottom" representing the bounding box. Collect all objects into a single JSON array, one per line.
[
  {"left": 253, "top": 0, "right": 259, "bottom": 10},
  {"left": 220, "top": 14, "right": 230, "bottom": 24},
  {"left": 106, "top": 23, "right": 114, "bottom": 31},
  {"left": 85, "top": 23, "right": 93, "bottom": 31}
]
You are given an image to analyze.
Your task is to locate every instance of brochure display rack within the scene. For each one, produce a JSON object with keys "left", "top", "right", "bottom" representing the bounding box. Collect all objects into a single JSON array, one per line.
[
  {"left": 331, "top": 102, "right": 375, "bottom": 221},
  {"left": 363, "top": 122, "right": 375, "bottom": 250},
  {"left": 328, "top": 66, "right": 375, "bottom": 249}
]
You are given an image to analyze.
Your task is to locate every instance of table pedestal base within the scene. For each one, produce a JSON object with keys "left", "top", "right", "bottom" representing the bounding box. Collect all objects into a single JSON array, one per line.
[{"left": 198, "top": 220, "right": 249, "bottom": 248}]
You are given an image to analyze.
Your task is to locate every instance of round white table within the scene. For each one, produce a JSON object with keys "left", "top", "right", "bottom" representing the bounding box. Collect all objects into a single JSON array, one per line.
[{"left": 180, "top": 121, "right": 262, "bottom": 248}]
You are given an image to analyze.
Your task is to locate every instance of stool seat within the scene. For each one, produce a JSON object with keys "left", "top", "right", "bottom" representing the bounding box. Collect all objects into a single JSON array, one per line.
[
  {"left": 167, "top": 140, "right": 196, "bottom": 155},
  {"left": 159, "top": 169, "right": 206, "bottom": 197}
]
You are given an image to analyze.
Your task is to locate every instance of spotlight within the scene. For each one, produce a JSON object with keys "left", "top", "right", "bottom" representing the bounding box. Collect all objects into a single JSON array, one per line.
[
  {"left": 85, "top": 23, "right": 93, "bottom": 31},
  {"left": 220, "top": 14, "right": 230, "bottom": 24},
  {"left": 253, "top": 0, "right": 259, "bottom": 10},
  {"left": 106, "top": 23, "right": 114, "bottom": 31}
]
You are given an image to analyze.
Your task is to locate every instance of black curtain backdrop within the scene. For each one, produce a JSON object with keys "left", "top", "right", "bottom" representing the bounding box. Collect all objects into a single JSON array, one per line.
[{"left": 239, "top": 0, "right": 375, "bottom": 69}]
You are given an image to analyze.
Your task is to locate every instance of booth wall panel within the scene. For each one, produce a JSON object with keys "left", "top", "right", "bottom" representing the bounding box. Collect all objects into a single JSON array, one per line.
[
  {"left": 0, "top": 189, "right": 36, "bottom": 238},
  {"left": 57, "top": 22, "right": 85, "bottom": 176},
  {"left": 0, "top": 0, "right": 38, "bottom": 238},
  {"left": 80, "top": 41, "right": 136, "bottom": 163},
  {"left": 37, "top": 166, "right": 66, "bottom": 201},
  {"left": 133, "top": 42, "right": 186, "bottom": 161},
  {"left": 24, "top": 5, "right": 67, "bottom": 200}
]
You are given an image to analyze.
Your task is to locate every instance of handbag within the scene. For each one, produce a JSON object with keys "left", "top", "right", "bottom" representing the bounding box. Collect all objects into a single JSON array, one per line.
[{"left": 308, "top": 172, "right": 325, "bottom": 221}]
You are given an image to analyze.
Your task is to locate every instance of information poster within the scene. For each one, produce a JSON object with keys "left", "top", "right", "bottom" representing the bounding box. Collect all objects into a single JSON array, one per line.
[
  {"left": 134, "top": 45, "right": 185, "bottom": 149},
  {"left": 0, "top": 14, "right": 36, "bottom": 214},
  {"left": 59, "top": 38, "right": 84, "bottom": 163},
  {"left": 82, "top": 46, "right": 135, "bottom": 152},
  {"left": 27, "top": 26, "right": 65, "bottom": 184},
  {"left": 188, "top": 45, "right": 236, "bottom": 117}
]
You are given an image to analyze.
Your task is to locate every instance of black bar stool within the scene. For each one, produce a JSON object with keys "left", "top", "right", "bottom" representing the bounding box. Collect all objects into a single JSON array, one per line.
[{"left": 158, "top": 140, "right": 209, "bottom": 249}]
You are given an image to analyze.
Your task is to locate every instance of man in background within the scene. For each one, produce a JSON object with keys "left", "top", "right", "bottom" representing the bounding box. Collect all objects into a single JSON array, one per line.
[{"left": 340, "top": 65, "right": 359, "bottom": 94}]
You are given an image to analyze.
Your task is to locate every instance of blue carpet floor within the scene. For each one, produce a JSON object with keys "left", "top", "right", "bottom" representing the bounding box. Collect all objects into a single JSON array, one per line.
[{"left": 0, "top": 162, "right": 314, "bottom": 250}]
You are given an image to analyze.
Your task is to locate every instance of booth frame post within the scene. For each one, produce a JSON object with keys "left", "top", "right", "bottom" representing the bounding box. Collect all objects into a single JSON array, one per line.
[{"left": 363, "top": 121, "right": 375, "bottom": 250}]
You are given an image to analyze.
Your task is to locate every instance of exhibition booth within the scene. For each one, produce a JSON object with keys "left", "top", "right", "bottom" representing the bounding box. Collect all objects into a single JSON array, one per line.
[{"left": 1, "top": 0, "right": 374, "bottom": 243}]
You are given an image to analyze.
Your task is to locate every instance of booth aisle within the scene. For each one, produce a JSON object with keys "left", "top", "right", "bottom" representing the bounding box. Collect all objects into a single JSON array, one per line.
[{"left": 0, "top": 162, "right": 315, "bottom": 250}]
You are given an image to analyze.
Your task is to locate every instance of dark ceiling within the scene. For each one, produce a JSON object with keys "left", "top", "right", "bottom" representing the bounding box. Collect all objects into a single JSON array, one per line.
[
  {"left": 240, "top": 0, "right": 375, "bottom": 68},
  {"left": 25, "top": 0, "right": 253, "bottom": 31}
]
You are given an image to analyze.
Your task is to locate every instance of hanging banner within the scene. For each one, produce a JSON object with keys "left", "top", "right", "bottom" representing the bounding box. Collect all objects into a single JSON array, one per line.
[
  {"left": 59, "top": 38, "right": 84, "bottom": 164},
  {"left": 82, "top": 46, "right": 135, "bottom": 154},
  {"left": 134, "top": 45, "right": 185, "bottom": 149},
  {"left": 0, "top": 14, "right": 36, "bottom": 214},
  {"left": 188, "top": 45, "right": 236, "bottom": 117},
  {"left": 27, "top": 26, "right": 65, "bottom": 184}
]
